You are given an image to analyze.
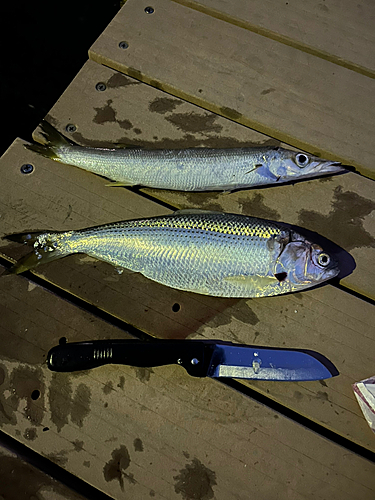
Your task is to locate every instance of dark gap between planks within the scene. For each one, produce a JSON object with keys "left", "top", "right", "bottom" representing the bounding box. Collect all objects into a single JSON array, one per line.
[
  {"left": 0, "top": 430, "right": 115, "bottom": 500},
  {"left": 0, "top": 257, "right": 374, "bottom": 463}
]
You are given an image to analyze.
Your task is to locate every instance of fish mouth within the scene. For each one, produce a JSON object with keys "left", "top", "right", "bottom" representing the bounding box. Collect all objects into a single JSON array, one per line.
[{"left": 317, "top": 161, "right": 347, "bottom": 174}]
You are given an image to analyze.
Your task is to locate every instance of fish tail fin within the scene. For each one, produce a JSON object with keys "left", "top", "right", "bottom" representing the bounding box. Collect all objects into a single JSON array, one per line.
[
  {"left": 3, "top": 230, "right": 70, "bottom": 275},
  {"left": 24, "top": 120, "right": 75, "bottom": 161}
]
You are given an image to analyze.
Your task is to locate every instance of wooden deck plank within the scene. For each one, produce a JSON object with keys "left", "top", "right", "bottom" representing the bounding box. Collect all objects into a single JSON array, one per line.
[
  {"left": 0, "top": 443, "right": 87, "bottom": 500},
  {"left": 0, "top": 270, "right": 375, "bottom": 499},
  {"left": 30, "top": 60, "right": 375, "bottom": 301},
  {"left": 172, "top": 0, "right": 375, "bottom": 77},
  {"left": 1, "top": 139, "right": 374, "bottom": 453},
  {"left": 89, "top": 0, "right": 375, "bottom": 180}
]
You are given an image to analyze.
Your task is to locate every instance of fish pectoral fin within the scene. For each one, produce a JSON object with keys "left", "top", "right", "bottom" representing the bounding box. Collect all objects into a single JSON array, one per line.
[
  {"left": 105, "top": 181, "right": 134, "bottom": 187},
  {"left": 223, "top": 274, "right": 279, "bottom": 288},
  {"left": 247, "top": 165, "right": 279, "bottom": 181},
  {"left": 173, "top": 208, "right": 224, "bottom": 215}
]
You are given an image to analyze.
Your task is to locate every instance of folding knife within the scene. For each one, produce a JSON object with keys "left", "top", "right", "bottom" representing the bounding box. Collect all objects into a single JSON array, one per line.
[{"left": 47, "top": 339, "right": 338, "bottom": 381}]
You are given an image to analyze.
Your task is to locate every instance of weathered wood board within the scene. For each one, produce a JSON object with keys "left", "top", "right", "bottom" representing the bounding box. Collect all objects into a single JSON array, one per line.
[
  {"left": 89, "top": 0, "right": 375, "bottom": 179},
  {"left": 29, "top": 60, "right": 375, "bottom": 301},
  {"left": 1, "top": 139, "right": 375, "bottom": 453},
  {"left": 173, "top": 0, "right": 375, "bottom": 77},
  {"left": 1, "top": 268, "right": 375, "bottom": 499},
  {"left": 0, "top": 444, "right": 86, "bottom": 500}
]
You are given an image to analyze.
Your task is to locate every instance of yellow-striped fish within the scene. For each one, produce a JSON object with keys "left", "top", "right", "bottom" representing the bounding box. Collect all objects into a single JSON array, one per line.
[
  {"left": 4, "top": 210, "right": 339, "bottom": 298},
  {"left": 25, "top": 121, "right": 346, "bottom": 191}
]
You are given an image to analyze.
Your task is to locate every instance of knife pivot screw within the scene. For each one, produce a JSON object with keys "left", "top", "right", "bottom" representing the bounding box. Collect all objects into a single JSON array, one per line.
[
  {"left": 119, "top": 41, "right": 129, "bottom": 49},
  {"left": 191, "top": 358, "right": 199, "bottom": 365},
  {"left": 145, "top": 6, "right": 154, "bottom": 14}
]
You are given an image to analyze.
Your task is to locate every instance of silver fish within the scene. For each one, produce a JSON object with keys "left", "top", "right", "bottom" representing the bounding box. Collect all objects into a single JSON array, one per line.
[
  {"left": 25, "top": 121, "right": 345, "bottom": 191},
  {"left": 4, "top": 210, "right": 339, "bottom": 298}
]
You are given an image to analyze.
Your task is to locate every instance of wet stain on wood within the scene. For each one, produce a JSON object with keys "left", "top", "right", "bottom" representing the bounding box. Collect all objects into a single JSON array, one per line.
[
  {"left": 174, "top": 458, "right": 217, "bottom": 500},
  {"left": 94, "top": 99, "right": 117, "bottom": 124},
  {"left": 133, "top": 437, "right": 144, "bottom": 452},
  {"left": 49, "top": 376, "right": 91, "bottom": 432},
  {"left": 0, "top": 364, "right": 12, "bottom": 425},
  {"left": 73, "top": 130, "right": 280, "bottom": 151},
  {"left": 166, "top": 112, "right": 222, "bottom": 134},
  {"left": 118, "top": 376, "right": 125, "bottom": 389},
  {"left": 0, "top": 453, "right": 81, "bottom": 500},
  {"left": 126, "top": 67, "right": 144, "bottom": 81},
  {"left": 24, "top": 428, "right": 37, "bottom": 441},
  {"left": 0, "top": 365, "right": 5, "bottom": 385},
  {"left": 316, "top": 391, "right": 329, "bottom": 402},
  {"left": 207, "top": 301, "right": 259, "bottom": 331},
  {"left": 132, "top": 367, "right": 154, "bottom": 382},
  {"left": 9, "top": 366, "right": 45, "bottom": 426},
  {"left": 149, "top": 97, "right": 184, "bottom": 114},
  {"left": 103, "top": 381, "right": 114, "bottom": 395},
  {"left": 180, "top": 192, "right": 223, "bottom": 212},
  {"left": 49, "top": 373, "right": 72, "bottom": 432},
  {"left": 46, "top": 450, "right": 69, "bottom": 467},
  {"left": 298, "top": 186, "right": 375, "bottom": 250},
  {"left": 93, "top": 99, "right": 134, "bottom": 131},
  {"left": 220, "top": 106, "right": 242, "bottom": 121},
  {"left": 239, "top": 193, "right": 281, "bottom": 220},
  {"left": 103, "top": 445, "right": 136, "bottom": 490},
  {"left": 71, "top": 383, "right": 91, "bottom": 428},
  {"left": 72, "top": 439, "right": 84, "bottom": 452},
  {"left": 261, "top": 88, "right": 276, "bottom": 95},
  {"left": 107, "top": 73, "right": 141, "bottom": 88},
  {"left": 294, "top": 391, "right": 303, "bottom": 401}
]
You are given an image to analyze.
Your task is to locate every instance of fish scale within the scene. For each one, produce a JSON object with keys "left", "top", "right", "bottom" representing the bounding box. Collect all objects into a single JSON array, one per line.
[
  {"left": 4, "top": 212, "right": 339, "bottom": 298},
  {"left": 25, "top": 121, "right": 345, "bottom": 191}
]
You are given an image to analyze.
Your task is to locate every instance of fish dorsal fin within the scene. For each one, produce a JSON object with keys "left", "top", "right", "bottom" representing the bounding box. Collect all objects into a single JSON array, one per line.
[
  {"left": 173, "top": 209, "right": 224, "bottom": 215},
  {"left": 113, "top": 143, "right": 144, "bottom": 149}
]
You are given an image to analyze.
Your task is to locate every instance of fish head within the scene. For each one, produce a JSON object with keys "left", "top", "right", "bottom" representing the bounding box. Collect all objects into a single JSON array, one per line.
[
  {"left": 276, "top": 237, "right": 340, "bottom": 289},
  {"left": 271, "top": 149, "right": 345, "bottom": 181}
]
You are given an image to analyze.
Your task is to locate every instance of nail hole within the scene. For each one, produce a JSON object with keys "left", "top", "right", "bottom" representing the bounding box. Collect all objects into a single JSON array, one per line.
[
  {"left": 20, "top": 164, "right": 34, "bottom": 174},
  {"left": 144, "top": 6, "right": 154, "bottom": 13},
  {"left": 31, "top": 390, "right": 40, "bottom": 400},
  {"left": 43, "top": 427, "right": 49, "bottom": 432},
  {"left": 65, "top": 124, "right": 77, "bottom": 133},
  {"left": 172, "top": 303, "right": 180, "bottom": 312},
  {"left": 95, "top": 82, "right": 107, "bottom": 92},
  {"left": 119, "top": 41, "right": 129, "bottom": 49},
  {"left": 59, "top": 337, "right": 67, "bottom": 345}
]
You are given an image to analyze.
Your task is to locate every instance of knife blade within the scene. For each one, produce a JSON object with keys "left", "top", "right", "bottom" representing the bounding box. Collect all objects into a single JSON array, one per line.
[{"left": 46, "top": 339, "right": 338, "bottom": 381}]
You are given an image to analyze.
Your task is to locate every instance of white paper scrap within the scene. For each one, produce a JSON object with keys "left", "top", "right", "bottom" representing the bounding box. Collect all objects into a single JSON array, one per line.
[{"left": 353, "top": 376, "right": 375, "bottom": 434}]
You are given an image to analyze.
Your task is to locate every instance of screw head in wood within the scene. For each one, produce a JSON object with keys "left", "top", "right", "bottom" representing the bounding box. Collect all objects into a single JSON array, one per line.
[
  {"left": 95, "top": 82, "right": 107, "bottom": 91},
  {"left": 21, "top": 164, "right": 34, "bottom": 174}
]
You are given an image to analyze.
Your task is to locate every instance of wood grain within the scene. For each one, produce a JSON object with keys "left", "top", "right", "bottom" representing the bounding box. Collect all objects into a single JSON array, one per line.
[
  {"left": 30, "top": 60, "right": 375, "bottom": 301},
  {"left": 89, "top": 0, "right": 375, "bottom": 179},
  {"left": 0, "top": 269, "right": 375, "bottom": 499},
  {"left": 1, "top": 139, "right": 374, "bottom": 453},
  {"left": 172, "top": 0, "right": 375, "bottom": 77}
]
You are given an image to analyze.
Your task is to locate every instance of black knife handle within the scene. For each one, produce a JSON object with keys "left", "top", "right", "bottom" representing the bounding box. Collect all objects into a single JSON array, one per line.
[{"left": 47, "top": 339, "right": 216, "bottom": 377}]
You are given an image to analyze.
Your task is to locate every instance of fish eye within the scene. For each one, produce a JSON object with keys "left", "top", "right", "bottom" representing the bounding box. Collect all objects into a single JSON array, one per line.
[
  {"left": 317, "top": 252, "right": 330, "bottom": 267},
  {"left": 295, "top": 153, "right": 309, "bottom": 168}
]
